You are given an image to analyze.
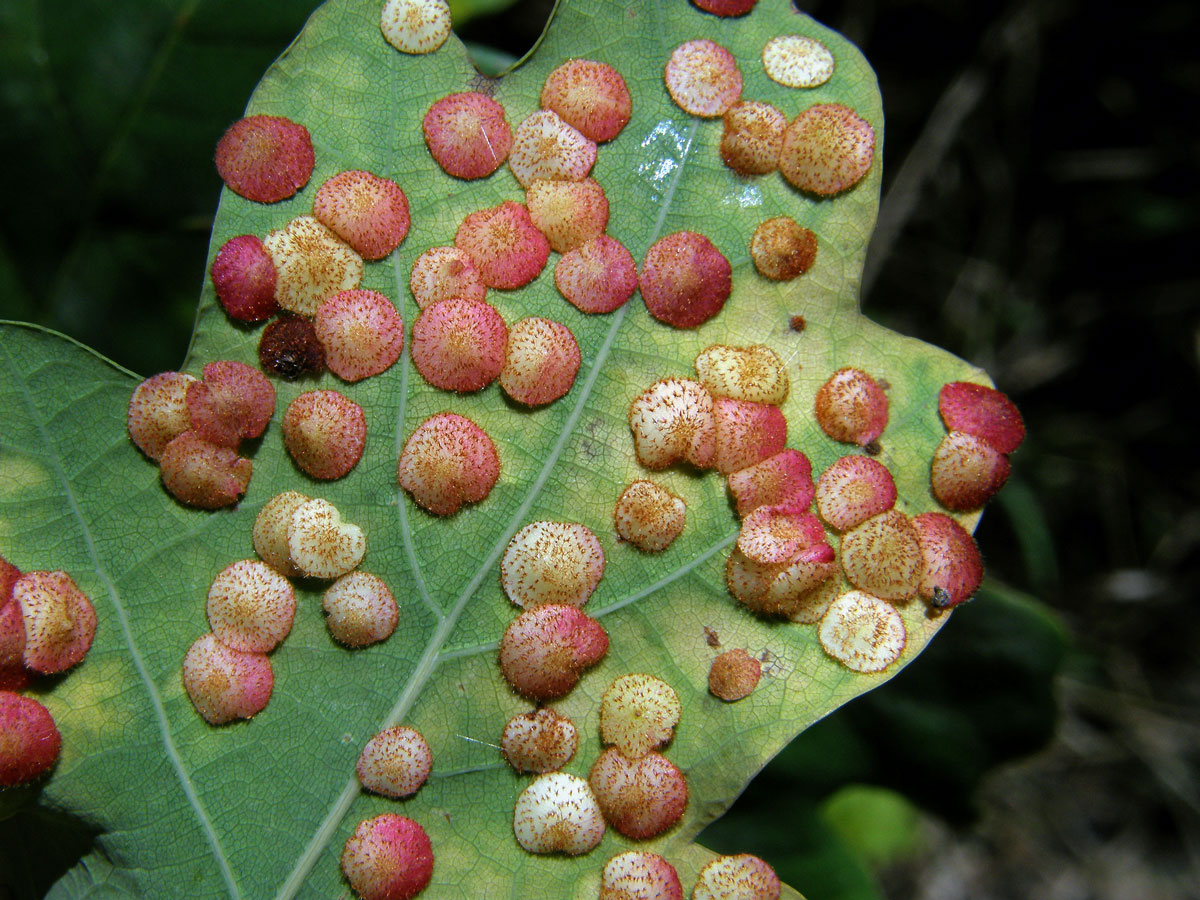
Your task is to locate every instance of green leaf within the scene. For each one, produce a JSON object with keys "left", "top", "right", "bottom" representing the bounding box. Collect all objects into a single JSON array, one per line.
[{"left": 0, "top": 0, "right": 996, "bottom": 897}]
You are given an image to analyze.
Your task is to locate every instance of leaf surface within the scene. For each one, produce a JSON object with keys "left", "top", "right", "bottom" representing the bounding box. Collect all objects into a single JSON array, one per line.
[{"left": 0, "top": 0, "right": 990, "bottom": 896}]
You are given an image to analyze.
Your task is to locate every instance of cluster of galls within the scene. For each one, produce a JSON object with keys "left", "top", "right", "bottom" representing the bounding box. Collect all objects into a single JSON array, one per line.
[
  {"left": 661, "top": 27, "right": 876, "bottom": 295},
  {"left": 213, "top": 106, "right": 435, "bottom": 900},
  {"left": 213, "top": 114, "right": 409, "bottom": 385},
  {"left": 491, "top": 520, "right": 704, "bottom": 885},
  {"left": 390, "top": 56, "right": 741, "bottom": 522},
  {"left": 626, "top": 345, "right": 1020, "bottom": 675},
  {"left": 221, "top": 223, "right": 405, "bottom": 386},
  {"left": 182, "top": 493, "right": 383, "bottom": 725},
  {"left": 128, "top": 361, "right": 378, "bottom": 507},
  {"left": 489, "top": 522, "right": 694, "bottom": 860},
  {"left": 215, "top": 213, "right": 407, "bottom": 385},
  {"left": 212, "top": 110, "right": 400, "bottom": 377},
  {"left": 498, "top": 521, "right": 609, "bottom": 701},
  {"left": 596, "top": 849, "right": 781, "bottom": 900},
  {"left": 127, "top": 361, "right": 274, "bottom": 508},
  {"left": 931, "top": 381, "right": 1025, "bottom": 513},
  {"left": 500, "top": 672, "right": 780, "bottom": 899},
  {"left": 404, "top": 58, "right": 626, "bottom": 417},
  {"left": 182, "top": 557, "right": 294, "bottom": 726},
  {"left": 0, "top": 556, "right": 96, "bottom": 787},
  {"left": 504, "top": 673, "right": 694, "bottom": 876},
  {"left": 205, "top": 112, "right": 415, "bottom": 512},
  {"left": 201, "top": 18, "right": 864, "bottom": 538}
]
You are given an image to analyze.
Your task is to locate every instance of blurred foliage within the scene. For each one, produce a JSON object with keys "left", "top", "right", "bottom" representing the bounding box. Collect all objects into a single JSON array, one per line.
[
  {"left": 1, "top": 0, "right": 1197, "bottom": 897},
  {"left": 822, "top": 786, "right": 924, "bottom": 869},
  {"left": 0, "top": 0, "right": 329, "bottom": 375}
]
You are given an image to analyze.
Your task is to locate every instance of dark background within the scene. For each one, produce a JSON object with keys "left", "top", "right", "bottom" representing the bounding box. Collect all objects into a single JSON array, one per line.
[{"left": 1, "top": 0, "right": 1197, "bottom": 897}]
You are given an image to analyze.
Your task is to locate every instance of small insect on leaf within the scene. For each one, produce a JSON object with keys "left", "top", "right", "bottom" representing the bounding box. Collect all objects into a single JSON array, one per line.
[{"left": 258, "top": 315, "right": 326, "bottom": 380}]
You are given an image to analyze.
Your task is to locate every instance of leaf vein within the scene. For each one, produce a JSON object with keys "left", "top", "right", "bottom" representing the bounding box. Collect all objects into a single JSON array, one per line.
[{"left": 390, "top": 257, "right": 441, "bottom": 622}]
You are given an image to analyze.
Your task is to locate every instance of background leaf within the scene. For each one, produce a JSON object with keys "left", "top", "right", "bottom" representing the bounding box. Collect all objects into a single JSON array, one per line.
[
  {"left": 0, "top": 0, "right": 336, "bottom": 376},
  {"left": 2, "top": 0, "right": 1013, "bottom": 897}
]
